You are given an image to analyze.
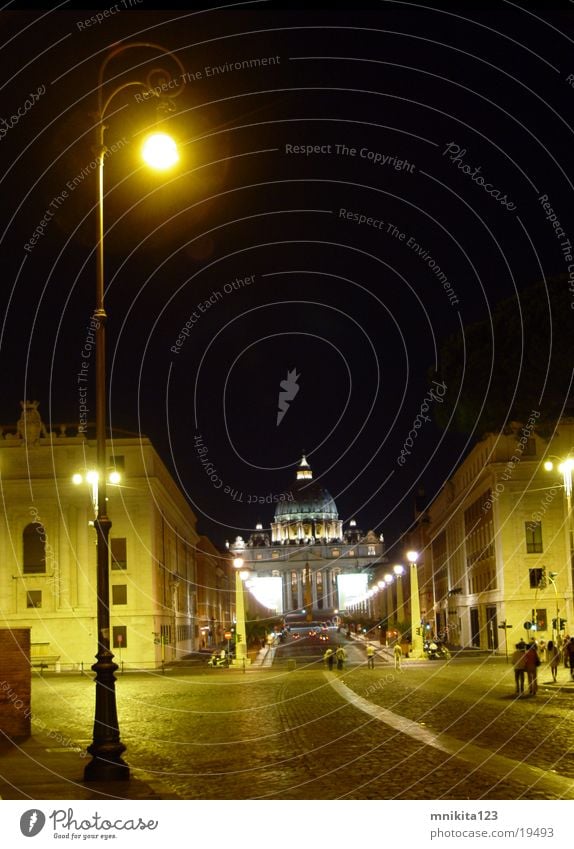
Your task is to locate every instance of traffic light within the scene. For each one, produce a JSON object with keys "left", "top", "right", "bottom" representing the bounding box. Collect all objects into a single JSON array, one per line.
[
  {"left": 560, "top": 619, "right": 567, "bottom": 631},
  {"left": 415, "top": 627, "right": 421, "bottom": 636},
  {"left": 552, "top": 618, "right": 557, "bottom": 630}
]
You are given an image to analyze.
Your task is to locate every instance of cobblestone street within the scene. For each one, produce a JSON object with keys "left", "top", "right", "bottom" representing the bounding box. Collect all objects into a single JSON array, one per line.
[{"left": 26, "top": 654, "right": 574, "bottom": 800}]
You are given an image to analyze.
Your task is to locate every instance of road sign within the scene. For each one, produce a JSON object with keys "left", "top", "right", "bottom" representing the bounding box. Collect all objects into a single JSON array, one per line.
[{"left": 224, "top": 631, "right": 232, "bottom": 640}]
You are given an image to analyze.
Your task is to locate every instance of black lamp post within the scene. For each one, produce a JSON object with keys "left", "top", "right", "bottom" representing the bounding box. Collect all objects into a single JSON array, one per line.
[{"left": 83, "top": 42, "right": 185, "bottom": 782}]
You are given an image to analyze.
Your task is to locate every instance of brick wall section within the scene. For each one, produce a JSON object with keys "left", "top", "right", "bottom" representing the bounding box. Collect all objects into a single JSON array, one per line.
[{"left": 0, "top": 629, "right": 31, "bottom": 739}]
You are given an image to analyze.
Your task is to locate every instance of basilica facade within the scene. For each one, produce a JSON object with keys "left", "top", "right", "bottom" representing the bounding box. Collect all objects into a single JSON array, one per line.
[{"left": 231, "top": 455, "right": 386, "bottom": 616}]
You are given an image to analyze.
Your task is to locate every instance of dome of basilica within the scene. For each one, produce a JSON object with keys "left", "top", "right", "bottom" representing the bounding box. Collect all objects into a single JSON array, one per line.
[{"left": 274, "top": 455, "right": 339, "bottom": 521}]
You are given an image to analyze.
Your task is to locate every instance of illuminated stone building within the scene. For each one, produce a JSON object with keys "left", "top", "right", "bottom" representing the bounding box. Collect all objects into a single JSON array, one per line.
[
  {"left": 0, "top": 404, "right": 229, "bottom": 669},
  {"left": 416, "top": 418, "right": 574, "bottom": 650}
]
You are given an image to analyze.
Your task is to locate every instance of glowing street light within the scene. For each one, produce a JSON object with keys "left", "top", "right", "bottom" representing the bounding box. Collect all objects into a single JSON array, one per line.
[
  {"left": 232, "top": 557, "right": 250, "bottom": 668},
  {"left": 72, "top": 468, "right": 121, "bottom": 516},
  {"left": 141, "top": 132, "right": 179, "bottom": 170},
  {"left": 407, "top": 550, "right": 424, "bottom": 658},
  {"left": 84, "top": 41, "right": 185, "bottom": 783},
  {"left": 393, "top": 564, "right": 405, "bottom": 622}
]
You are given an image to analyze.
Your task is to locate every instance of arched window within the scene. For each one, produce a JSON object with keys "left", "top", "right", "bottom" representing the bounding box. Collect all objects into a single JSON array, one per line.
[{"left": 23, "top": 523, "right": 46, "bottom": 574}]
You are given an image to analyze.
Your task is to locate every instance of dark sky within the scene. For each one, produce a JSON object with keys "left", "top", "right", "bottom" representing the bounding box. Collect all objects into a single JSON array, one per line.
[{"left": 1, "top": 1, "right": 573, "bottom": 549}]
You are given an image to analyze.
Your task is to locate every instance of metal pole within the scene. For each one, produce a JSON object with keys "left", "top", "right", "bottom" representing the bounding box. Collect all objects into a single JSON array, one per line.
[
  {"left": 234, "top": 569, "right": 249, "bottom": 667},
  {"left": 396, "top": 575, "right": 404, "bottom": 623},
  {"left": 409, "top": 556, "right": 424, "bottom": 658},
  {"left": 83, "top": 118, "right": 129, "bottom": 783},
  {"left": 82, "top": 39, "right": 186, "bottom": 783}
]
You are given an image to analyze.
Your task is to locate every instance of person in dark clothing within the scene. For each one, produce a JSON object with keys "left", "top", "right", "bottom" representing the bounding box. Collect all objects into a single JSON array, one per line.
[
  {"left": 511, "top": 641, "right": 526, "bottom": 695},
  {"left": 523, "top": 642, "right": 540, "bottom": 695}
]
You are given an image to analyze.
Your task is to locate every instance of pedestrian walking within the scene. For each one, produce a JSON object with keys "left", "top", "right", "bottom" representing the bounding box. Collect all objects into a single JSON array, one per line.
[
  {"left": 563, "top": 634, "right": 570, "bottom": 667},
  {"left": 523, "top": 642, "right": 541, "bottom": 695},
  {"left": 324, "top": 647, "right": 334, "bottom": 671},
  {"left": 547, "top": 640, "right": 560, "bottom": 682},
  {"left": 511, "top": 641, "right": 526, "bottom": 695},
  {"left": 566, "top": 637, "right": 574, "bottom": 679},
  {"left": 335, "top": 646, "right": 346, "bottom": 670},
  {"left": 394, "top": 643, "right": 402, "bottom": 670},
  {"left": 366, "top": 644, "right": 375, "bottom": 669}
]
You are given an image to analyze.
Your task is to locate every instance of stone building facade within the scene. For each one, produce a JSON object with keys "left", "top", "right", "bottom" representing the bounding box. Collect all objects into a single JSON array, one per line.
[
  {"left": 415, "top": 417, "right": 574, "bottom": 651},
  {"left": 0, "top": 405, "right": 231, "bottom": 669}
]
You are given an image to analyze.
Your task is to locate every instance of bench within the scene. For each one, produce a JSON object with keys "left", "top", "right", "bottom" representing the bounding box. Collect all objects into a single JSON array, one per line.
[{"left": 30, "top": 654, "right": 60, "bottom": 672}]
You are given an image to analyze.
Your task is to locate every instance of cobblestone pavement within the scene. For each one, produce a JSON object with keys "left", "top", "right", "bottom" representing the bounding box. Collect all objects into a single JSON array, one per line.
[{"left": 26, "top": 656, "right": 574, "bottom": 800}]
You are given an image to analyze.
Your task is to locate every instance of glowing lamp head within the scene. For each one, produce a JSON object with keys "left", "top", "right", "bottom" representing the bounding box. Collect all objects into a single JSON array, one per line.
[
  {"left": 141, "top": 132, "right": 179, "bottom": 170},
  {"left": 384, "top": 573, "right": 393, "bottom": 583},
  {"left": 544, "top": 460, "right": 554, "bottom": 471},
  {"left": 393, "top": 564, "right": 405, "bottom": 576},
  {"left": 239, "top": 570, "right": 250, "bottom": 581},
  {"left": 72, "top": 473, "right": 83, "bottom": 485},
  {"left": 86, "top": 470, "right": 99, "bottom": 485},
  {"left": 406, "top": 550, "right": 418, "bottom": 564},
  {"left": 108, "top": 470, "right": 121, "bottom": 485},
  {"left": 377, "top": 580, "right": 386, "bottom": 589},
  {"left": 232, "top": 557, "right": 244, "bottom": 570}
]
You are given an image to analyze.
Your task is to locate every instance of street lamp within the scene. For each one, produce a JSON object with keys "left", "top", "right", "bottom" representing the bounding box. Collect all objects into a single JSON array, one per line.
[
  {"left": 384, "top": 572, "right": 394, "bottom": 621},
  {"left": 84, "top": 42, "right": 185, "bottom": 783},
  {"left": 544, "top": 455, "right": 574, "bottom": 640},
  {"left": 72, "top": 468, "right": 121, "bottom": 516},
  {"left": 232, "top": 557, "right": 251, "bottom": 668},
  {"left": 393, "top": 564, "right": 405, "bottom": 622},
  {"left": 407, "top": 550, "right": 424, "bottom": 657}
]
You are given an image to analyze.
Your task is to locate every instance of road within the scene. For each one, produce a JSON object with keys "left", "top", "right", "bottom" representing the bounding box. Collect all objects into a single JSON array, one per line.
[{"left": 25, "top": 640, "right": 574, "bottom": 800}]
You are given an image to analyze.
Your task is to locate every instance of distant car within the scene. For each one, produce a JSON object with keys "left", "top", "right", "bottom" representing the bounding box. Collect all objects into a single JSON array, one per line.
[{"left": 319, "top": 634, "right": 329, "bottom": 642}]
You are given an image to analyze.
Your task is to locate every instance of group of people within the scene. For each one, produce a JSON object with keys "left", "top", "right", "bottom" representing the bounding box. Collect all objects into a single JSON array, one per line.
[
  {"left": 512, "top": 636, "right": 574, "bottom": 695},
  {"left": 323, "top": 646, "right": 347, "bottom": 670},
  {"left": 325, "top": 642, "right": 403, "bottom": 671}
]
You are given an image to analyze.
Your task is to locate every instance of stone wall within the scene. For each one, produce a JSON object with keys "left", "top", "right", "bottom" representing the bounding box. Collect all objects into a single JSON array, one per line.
[{"left": 0, "top": 628, "right": 31, "bottom": 739}]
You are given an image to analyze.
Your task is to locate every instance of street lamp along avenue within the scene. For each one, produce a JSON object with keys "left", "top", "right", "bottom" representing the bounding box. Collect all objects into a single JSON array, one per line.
[
  {"left": 393, "top": 563, "right": 405, "bottom": 623},
  {"left": 84, "top": 42, "right": 184, "bottom": 783},
  {"left": 232, "top": 557, "right": 251, "bottom": 668},
  {"left": 543, "top": 455, "right": 573, "bottom": 642},
  {"left": 407, "top": 550, "right": 424, "bottom": 658}
]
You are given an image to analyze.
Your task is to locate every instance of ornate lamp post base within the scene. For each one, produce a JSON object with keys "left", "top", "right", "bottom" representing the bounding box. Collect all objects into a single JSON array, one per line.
[{"left": 83, "top": 648, "right": 130, "bottom": 782}]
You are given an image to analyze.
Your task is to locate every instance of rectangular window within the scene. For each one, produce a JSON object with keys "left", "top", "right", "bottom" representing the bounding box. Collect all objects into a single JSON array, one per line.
[
  {"left": 110, "top": 537, "right": 127, "bottom": 570},
  {"left": 368, "top": 545, "right": 376, "bottom": 556},
  {"left": 331, "top": 549, "right": 340, "bottom": 557},
  {"left": 112, "top": 625, "right": 127, "bottom": 648},
  {"left": 525, "top": 522, "right": 543, "bottom": 553},
  {"left": 529, "top": 567, "right": 544, "bottom": 589},
  {"left": 112, "top": 584, "right": 127, "bottom": 605},
  {"left": 26, "top": 590, "right": 42, "bottom": 608},
  {"left": 272, "top": 551, "right": 280, "bottom": 559},
  {"left": 109, "top": 454, "right": 125, "bottom": 471}
]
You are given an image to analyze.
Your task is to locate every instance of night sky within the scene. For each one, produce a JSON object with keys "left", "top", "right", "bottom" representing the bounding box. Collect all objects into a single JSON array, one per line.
[{"left": 1, "top": 1, "right": 573, "bottom": 550}]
